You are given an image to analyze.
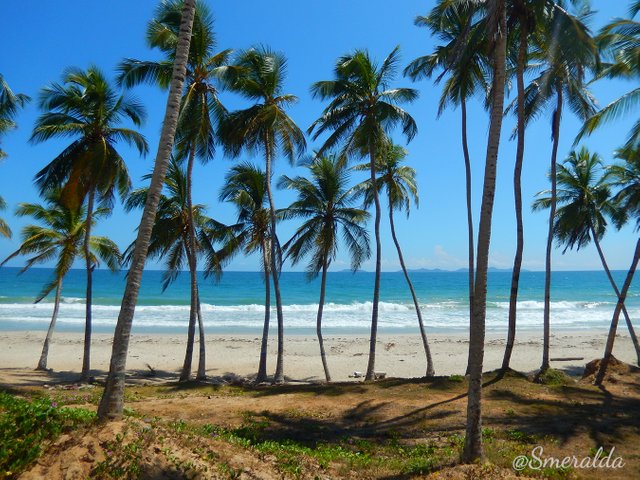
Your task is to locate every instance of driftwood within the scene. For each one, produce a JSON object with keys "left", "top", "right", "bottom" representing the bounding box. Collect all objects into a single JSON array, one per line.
[
  {"left": 348, "top": 371, "right": 387, "bottom": 379},
  {"left": 550, "top": 357, "right": 584, "bottom": 362}
]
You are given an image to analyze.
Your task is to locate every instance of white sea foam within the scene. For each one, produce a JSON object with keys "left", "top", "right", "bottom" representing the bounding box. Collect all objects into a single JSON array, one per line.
[{"left": 0, "top": 298, "right": 635, "bottom": 332}]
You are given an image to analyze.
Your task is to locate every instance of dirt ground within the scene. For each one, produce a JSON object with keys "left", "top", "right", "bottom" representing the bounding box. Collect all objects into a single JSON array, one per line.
[{"left": 3, "top": 358, "right": 640, "bottom": 479}]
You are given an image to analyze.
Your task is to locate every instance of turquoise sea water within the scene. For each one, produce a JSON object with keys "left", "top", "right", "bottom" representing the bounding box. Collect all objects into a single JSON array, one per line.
[{"left": 0, "top": 267, "right": 638, "bottom": 335}]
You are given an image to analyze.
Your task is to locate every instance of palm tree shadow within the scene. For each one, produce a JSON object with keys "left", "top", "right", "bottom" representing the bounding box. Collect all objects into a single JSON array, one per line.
[{"left": 485, "top": 382, "right": 639, "bottom": 447}]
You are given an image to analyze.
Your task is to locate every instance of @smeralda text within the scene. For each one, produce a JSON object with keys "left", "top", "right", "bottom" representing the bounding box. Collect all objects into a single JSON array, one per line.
[{"left": 512, "top": 446, "right": 625, "bottom": 471}]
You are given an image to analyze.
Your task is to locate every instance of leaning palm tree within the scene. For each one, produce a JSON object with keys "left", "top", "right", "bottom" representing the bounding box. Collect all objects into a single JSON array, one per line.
[
  {"left": 125, "top": 158, "right": 222, "bottom": 381},
  {"left": 596, "top": 146, "right": 640, "bottom": 383},
  {"left": 533, "top": 147, "right": 640, "bottom": 368},
  {"left": 0, "top": 197, "right": 10, "bottom": 239},
  {"left": 0, "top": 74, "right": 30, "bottom": 160},
  {"left": 519, "top": 5, "right": 598, "bottom": 372},
  {"left": 1, "top": 190, "right": 120, "bottom": 371},
  {"left": 218, "top": 163, "right": 273, "bottom": 383},
  {"left": 577, "top": 1, "right": 640, "bottom": 151},
  {"left": 353, "top": 144, "right": 434, "bottom": 377},
  {"left": 218, "top": 46, "right": 306, "bottom": 383},
  {"left": 118, "top": 0, "right": 232, "bottom": 381},
  {"left": 32, "top": 66, "right": 148, "bottom": 381},
  {"left": 462, "top": 0, "right": 508, "bottom": 462},
  {"left": 98, "top": 0, "right": 197, "bottom": 420},
  {"left": 309, "top": 46, "right": 418, "bottom": 381},
  {"left": 280, "top": 155, "right": 370, "bottom": 382},
  {"left": 405, "top": 1, "right": 488, "bottom": 343}
]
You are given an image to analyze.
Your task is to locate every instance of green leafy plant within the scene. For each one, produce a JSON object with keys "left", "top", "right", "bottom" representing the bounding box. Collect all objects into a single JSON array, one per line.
[{"left": 0, "top": 392, "right": 95, "bottom": 477}]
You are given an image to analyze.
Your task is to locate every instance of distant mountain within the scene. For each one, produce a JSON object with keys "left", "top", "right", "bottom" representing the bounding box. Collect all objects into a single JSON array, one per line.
[
  {"left": 404, "top": 268, "right": 448, "bottom": 273},
  {"left": 336, "top": 267, "right": 530, "bottom": 273},
  {"left": 405, "top": 267, "right": 530, "bottom": 273}
]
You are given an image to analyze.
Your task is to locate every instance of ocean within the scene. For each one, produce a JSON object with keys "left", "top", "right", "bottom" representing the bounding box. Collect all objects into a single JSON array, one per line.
[{"left": 0, "top": 267, "right": 637, "bottom": 335}]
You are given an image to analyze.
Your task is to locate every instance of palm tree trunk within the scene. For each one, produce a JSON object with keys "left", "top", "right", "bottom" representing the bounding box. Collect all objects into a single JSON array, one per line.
[
  {"left": 462, "top": 0, "right": 507, "bottom": 463},
  {"left": 256, "top": 240, "right": 271, "bottom": 383},
  {"left": 317, "top": 258, "right": 331, "bottom": 382},
  {"left": 389, "top": 206, "right": 434, "bottom": 376},
  {"left": 97, "top": 0, "right": 197, "bottom": 420},
  {"left": 81, "top": 188, "right": 95, "bottom": 382},
  {"left": 36, "top": 277, "right": 62, "bottom": 371},
  {"left": 461, "top": 99, "right": 475, "bottom": 332},
  {"left": 541, "top": 86, "right": 563, "bottom": 373},
  {"left": 180, "top": 146, "right": 200, "bottom": 382},
  {"left": 264, "top": 132, "right": 285, "bottom": 384},
  {"left": 596, "top": 238, "right": 640, "bottom": 384},
  {"left": 365, "top": 145, "right": 383, "bottom": 382},
  {"left": 589, "top": 224, "right": 640, "bottom": 363},
  {"left": 196, "top": 291, "right": 206, "bottom": 380},
  {"left": 502, "top": 24, "right": 527, "bottom": 371}
]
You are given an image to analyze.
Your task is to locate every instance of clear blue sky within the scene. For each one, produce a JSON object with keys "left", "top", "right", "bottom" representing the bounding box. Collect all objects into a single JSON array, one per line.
[{"left": 0, "top": 0, "right": 637, "bottom": 272}]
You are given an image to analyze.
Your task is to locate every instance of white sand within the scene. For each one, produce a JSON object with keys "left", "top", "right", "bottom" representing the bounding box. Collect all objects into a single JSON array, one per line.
[{"left": 0, "top": 328, "right": 637, "bottom": 385}]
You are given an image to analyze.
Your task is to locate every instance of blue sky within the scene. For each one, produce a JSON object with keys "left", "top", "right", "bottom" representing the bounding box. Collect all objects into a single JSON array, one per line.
[{"left": 0, "top": 0, "right": 637, "bottom": 272}]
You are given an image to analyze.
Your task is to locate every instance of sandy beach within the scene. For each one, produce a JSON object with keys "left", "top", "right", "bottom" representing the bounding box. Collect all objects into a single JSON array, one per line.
[{"left": 0, "top": 329, "right": 636, "bottom": 385}]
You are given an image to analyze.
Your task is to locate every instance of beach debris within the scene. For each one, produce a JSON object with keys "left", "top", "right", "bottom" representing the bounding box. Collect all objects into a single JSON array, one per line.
[
  {"left": 348, "top": 371, "right": 387, "bottom": 379},
  {"left": 384, "top": 342, "right": 396, "bottom": 351},
  {"left": 145, "top": 363, "right": 157, "bottom": 377},
  {"left": 550, "top": 357, "right": 584, "bottom": 362}
]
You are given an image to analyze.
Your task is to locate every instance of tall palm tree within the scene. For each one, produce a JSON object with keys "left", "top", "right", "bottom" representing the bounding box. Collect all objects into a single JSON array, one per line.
[
  {"left": 577, "top": 2, "right": 640, "bottom": 151},
  {"left": 309, "top": 46, "right": 418, "bottom": 381},
  {"left": 0, "top": 74, "right": 30, "bottom": 160},
  {"left": 32, "top": 66, "right": 148, "bottom": 381},
  {"left": 500, "top": 0, "right": 545, "bottom": 371},
  {"left": 124, "top": 158, "right": 222, "bottom": 381},
  {"left": 0, "top": 197, "right": 10, "bottom": 239},
  {"left": 98, "top": 0, "right": 197, "bottom": 420},
  {"left": 279, "top": 155, "right": 370, "bottom": 382},
  {"left": 462, "top": 0, "right": 508, "bottom": 462},
  {"left": 520, "top": 5, "right": 598, "bottom": 372},
  {"left": 218, "top": 163, "right": 273, "bottom": 382},
  {"left": 1, "top": 190, "right": 120, "bottom": 371},
  {"left": 353, "top": 144, "right": 434, "bottom": 376},
  {"left": 219, "top": 46, "right": 306, "bottom": 383},
  {"left": 118, "top": 0, "right": 232, "bottom": 381},
  {"left": 596, "top": 146, "right": 640, "bottom": 383},
  {"left": 533, "top": 147, "right": 640, "bottom": 367},
  {"left": 405, "top": 1, "right": 488, "bottom": 342}
]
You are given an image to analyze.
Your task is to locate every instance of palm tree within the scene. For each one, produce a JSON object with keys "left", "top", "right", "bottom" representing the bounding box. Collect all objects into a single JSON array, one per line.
[
  {"left": 98, "top": 0, "right": 197, "bottom": 420},
  {"left": 533, "top": 147, "right": 640, "bottom": 368},
  {"left": 118, "top": 0, "right": 232, "bottom": 381},
  {"left": 218, "top": 163, "right": 273, "bottom": 383},
  {"left": 577, "top": 2, "right": 640, "bottom": 151},
  {"left": 32, "top": 66, "right": 147, "bottom": 381},
  {"left": 519, "top": 5, "right": 598, "bottom": 372},
  {"left": 596, "top": 146, "right": 640, "bottom": 383},
  {"left": 309, "top": 46, "right": 418, "bottom": 381},
  {"left": 0, "top": 75, "right": 30, "bottom": 238},
  {"left": 0, "top": 74, "right": 30, "bottom": 160},
  {"left": 219, "top": 46, "right": 306, "bottom": 383},
  {"left": 0, "top": 197, "right": 10, "bottom": 239},
  {"left": 462, "top": 0, "right": 508, "bottom": 462},
  {"left": 279, "top": 155, "right": 370, "bottom": 382},
  {"left": 124, "top": 158, "right": 222, "bottom": 381},
  {"left": 1, "top": 190, "right": 120, "bottom": 371},
  {"left": 353, "top": 144, "right": 434, "bottom": 376},
  {"left": 405, "top": 1, "right": 488, "bottom": 344},
  {"left": 500, "top": 0, "right": 547, "bottom": 371}
]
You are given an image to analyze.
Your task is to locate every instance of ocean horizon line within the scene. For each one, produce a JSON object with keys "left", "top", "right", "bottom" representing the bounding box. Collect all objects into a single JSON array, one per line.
[{"left": 0, "top": 266, "right": 632, "bottom": 274}]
